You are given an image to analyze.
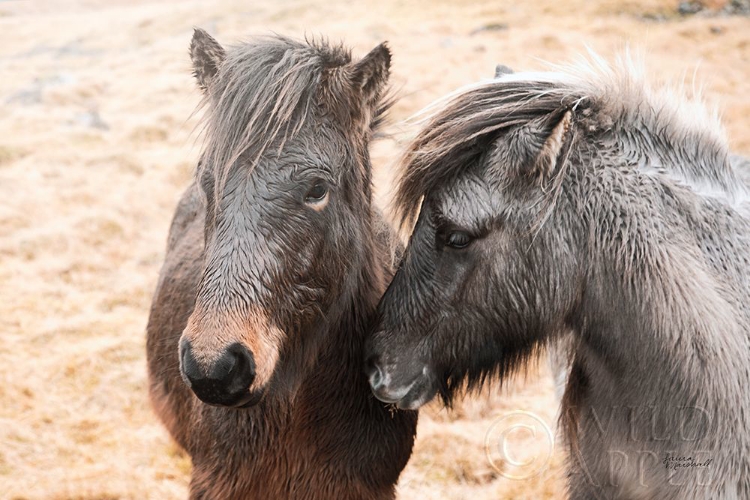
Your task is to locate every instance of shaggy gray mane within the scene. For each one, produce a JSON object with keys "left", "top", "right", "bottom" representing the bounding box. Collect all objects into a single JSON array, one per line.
[
  {"left": 196, "top": 35, "right": 388, "bottom": 199},
  {"left": 395, "top": 54, "right": 746, "bottom": 232}
]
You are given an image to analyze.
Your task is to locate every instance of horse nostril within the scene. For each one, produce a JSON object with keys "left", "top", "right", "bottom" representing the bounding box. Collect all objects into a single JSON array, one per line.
[
  {"left": 221, "top": 343, "right": 256, "bottom": 395},
  {"left": 179, "top": 340, "right": 256, "bottom": 406},
  {"left": 179, "top": 338, "right": 199, "bottom": 388},
  {"left": 366, "top": 356, "right": 385, "bottom": 391}
]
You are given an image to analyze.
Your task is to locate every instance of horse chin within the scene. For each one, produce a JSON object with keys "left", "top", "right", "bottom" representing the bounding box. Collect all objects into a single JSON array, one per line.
[
  {"left": 234, "top": 387, "right": 266, "bottom": 408},
  {"left": 372, "top": 372, "right": 438, "bottom": 410},
  {"left": 202, "top": 386, "right": 266, "bottom": 409},
  {"left": 393, "top": 378, "right": 438, "bottom": 410}
]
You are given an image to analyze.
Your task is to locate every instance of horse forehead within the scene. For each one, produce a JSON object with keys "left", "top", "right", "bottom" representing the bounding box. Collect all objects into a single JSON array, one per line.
[
  {"left": 241, "top": 137, "right": 336, "bottom": 180},
  {"left": 437, "top": 175, "right": 495, "bottom": 223}
]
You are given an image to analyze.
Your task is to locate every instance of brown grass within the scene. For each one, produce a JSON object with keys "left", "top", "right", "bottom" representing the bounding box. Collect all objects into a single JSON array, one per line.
[{"left": 1, "top": 0, "right": 748, "bottom": 498}]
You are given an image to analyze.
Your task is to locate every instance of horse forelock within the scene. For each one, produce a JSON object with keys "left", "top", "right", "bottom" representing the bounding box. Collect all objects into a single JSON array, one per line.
[
  {"left": 196, "top": 35, "right": 390, "bottom": 203},
  {"left": 392, "top": 77, "right": 576, "bottom": 236},
  {"left": 394, "top": 52, "right": 743, "bottom": 237}
]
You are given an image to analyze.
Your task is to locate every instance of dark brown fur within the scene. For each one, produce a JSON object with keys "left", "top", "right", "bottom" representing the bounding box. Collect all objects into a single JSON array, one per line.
[{"left": 146, "top": 30, "right": 415, "bottom": 499}]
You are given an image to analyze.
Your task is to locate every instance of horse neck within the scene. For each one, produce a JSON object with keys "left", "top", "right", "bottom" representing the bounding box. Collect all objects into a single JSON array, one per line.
[{"left": 568, "top": 162, "right": 750, "bottom": 431}]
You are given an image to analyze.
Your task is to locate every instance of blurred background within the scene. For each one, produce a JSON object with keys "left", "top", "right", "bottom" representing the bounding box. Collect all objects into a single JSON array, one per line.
[{"left": 1, "top": 0, "right": 748, "bottom": 498}]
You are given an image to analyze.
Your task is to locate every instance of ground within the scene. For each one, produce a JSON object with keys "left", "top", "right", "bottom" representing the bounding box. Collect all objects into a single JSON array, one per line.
[{"left": 1, "top": 0, "right": 748, "bottom": 499}]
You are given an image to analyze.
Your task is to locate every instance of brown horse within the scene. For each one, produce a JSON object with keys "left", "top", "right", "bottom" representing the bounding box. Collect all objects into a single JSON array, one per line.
[{"left": 146, "top": 29, "right": 416, "bottom": 499}]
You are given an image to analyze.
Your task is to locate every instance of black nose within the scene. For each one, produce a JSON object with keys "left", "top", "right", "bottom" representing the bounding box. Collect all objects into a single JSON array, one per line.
[
  {"left": 365, "top": 355, "right": 385, "bottom": 392},
  {"left": 180, "top": 340, "right": 256, "bottom": 407}
]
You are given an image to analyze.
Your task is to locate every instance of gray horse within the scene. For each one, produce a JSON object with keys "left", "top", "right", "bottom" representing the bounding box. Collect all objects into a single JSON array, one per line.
[{"left": 365, "top": 57, "right": 750, "bottom": 499}]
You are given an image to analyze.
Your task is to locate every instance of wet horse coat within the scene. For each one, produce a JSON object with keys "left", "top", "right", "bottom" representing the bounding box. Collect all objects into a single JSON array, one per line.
[
  {"left": 147, "top": 30, "right": 416, "bottom": 499},
  {"left": 366, "top": 57, "right": 750, "bottom": 499}
]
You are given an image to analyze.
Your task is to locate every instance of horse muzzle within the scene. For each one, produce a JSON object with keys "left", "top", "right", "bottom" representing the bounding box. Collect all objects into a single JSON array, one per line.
[
  {"left": 179, "top": 339, "right": 260, "bottom": 408},
  {"left": 366, "top": 357, "right": 437, "bottom": 410}
]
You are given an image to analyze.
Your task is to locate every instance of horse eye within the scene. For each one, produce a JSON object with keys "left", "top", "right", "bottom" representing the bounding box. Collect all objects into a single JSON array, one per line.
[
  {"left": 304, "top": 181, "right": 329, "bottom": 205},
  {"left": 446, "top": 231, "right": 472, "bottom": 249}
]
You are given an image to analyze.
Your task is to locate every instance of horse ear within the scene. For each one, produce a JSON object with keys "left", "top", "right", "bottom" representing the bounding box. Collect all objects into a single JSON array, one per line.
[
  {"left": 534, "top": 110, "right": 572, "bottom": 180},
  {"left": 502, "top": 109, "right": 572, "bottom": 183},
  {"left": 494, "top": 64, "right": 514, "bottom": 78},
  {"left": 350, "top": 42, "right": 391, "bottom": 105},
  {"left": 190, "top": 28, "right": 225, "bottom": 93}
]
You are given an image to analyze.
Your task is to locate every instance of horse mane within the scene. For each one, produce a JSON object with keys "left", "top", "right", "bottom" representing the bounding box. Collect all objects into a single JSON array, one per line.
[
  {"left": 196, "top": 34, "right": 392, "bottom": 200},
  {"left": 394, "top": 52, "right": 741, "bottom": 234}
]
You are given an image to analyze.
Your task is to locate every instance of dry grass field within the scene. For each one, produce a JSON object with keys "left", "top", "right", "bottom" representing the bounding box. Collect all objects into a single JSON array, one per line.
[{"left": 1, "top": 0, "right": 748, "bottom": 498}]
